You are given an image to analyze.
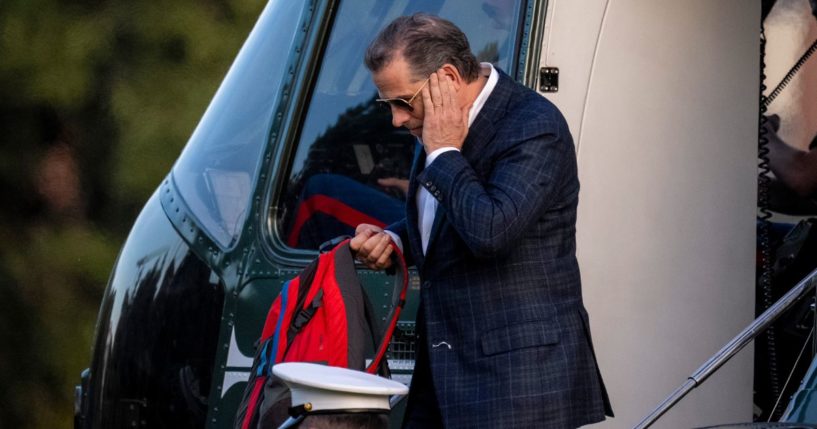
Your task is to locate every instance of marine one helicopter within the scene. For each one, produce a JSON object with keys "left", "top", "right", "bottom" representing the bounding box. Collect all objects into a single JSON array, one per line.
[{"left": 75, "top": 0, "right": 817, "bottom": 427}]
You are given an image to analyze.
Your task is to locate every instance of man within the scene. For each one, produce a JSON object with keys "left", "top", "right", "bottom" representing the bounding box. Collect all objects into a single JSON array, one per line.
[{"left": 350, "top": 13, "right": 612, "bottom": 428}]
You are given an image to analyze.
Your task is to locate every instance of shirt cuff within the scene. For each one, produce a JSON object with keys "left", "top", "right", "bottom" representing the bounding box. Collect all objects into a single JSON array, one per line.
[
  {"left": 425, "top": 147, "right": 460, "bottom": 167},
  {"left": 384, "top": 230, "right": 404, "bottom": 253}
]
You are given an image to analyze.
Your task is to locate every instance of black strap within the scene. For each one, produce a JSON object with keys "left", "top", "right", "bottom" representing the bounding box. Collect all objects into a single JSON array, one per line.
[
  {"left": 318, "top": 235, "right": 351, "bottom": 253},
  {"left": 279, "top": 258, "right": 321, "bottom": 360},
  {"left": 288, "top": 290, "right": 323, "bottom": 339},
  {"left": 284, "top": 289, "right": 323, "bottom": 358}
]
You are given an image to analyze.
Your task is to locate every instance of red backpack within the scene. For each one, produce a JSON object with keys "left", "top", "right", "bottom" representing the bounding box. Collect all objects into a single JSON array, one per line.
[{"left": 234, "top": 238, "right": 408, "bottom": 429}]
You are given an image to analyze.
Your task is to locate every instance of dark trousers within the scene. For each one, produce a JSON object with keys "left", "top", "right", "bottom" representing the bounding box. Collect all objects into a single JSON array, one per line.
[{"left": 402, "top": 310, "right": 444, "bottom": 428}]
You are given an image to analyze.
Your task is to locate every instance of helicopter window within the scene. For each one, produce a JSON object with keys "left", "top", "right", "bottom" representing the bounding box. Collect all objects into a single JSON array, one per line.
[
  {"left": 171, "top": 0, "right": 308, "bottom": 249},
  {"left": 275, "top": 0, "right": 525, "bottom": 250}
]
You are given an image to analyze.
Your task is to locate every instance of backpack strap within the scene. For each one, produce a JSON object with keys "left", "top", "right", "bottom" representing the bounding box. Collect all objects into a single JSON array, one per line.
[
  {"left": 286, "top": 289, "right": 323, "bottom": 351},
  {"left": 324, "top": 237, "right": 409, "bottom": 374},
  {"left": 360, "top": 287, "right": 391, "bottom": 377},
  {"left": 365, "top": 241, "right": 409, "bottom": 374},
  {"left": 273, "top": 258, "right": 322, "bottom": 366}
]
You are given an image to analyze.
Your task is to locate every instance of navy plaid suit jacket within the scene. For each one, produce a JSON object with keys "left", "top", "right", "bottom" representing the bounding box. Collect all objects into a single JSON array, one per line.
[{"left": 389, "top": 70, "right": 613, "bottom": 428}]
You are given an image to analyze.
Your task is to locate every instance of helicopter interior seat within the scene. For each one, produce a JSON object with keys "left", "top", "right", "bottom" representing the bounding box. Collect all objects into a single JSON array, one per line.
[{"left": 281, "top": 96, "right": 415, "bottom": 249}]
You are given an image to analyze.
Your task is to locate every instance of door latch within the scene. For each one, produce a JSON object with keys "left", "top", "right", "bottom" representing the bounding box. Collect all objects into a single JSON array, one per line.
[{"left": 539, "top": 67, "right": 559, "bottom": 92}]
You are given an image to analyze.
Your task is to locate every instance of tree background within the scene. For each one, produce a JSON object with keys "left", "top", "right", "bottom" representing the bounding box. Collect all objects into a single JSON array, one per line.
[{"left": 0, "top": 1, "right": 263, "bottom": 427}]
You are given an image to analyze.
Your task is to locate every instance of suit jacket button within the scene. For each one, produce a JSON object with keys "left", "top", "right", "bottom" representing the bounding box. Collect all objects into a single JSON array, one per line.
[{"left": 422, "top": 281, "right": 431, "bottom": 289}]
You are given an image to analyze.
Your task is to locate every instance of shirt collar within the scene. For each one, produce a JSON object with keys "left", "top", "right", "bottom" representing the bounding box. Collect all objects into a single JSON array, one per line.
[{"left": 467, "top": 63, "right": 499, "bottom": 128}]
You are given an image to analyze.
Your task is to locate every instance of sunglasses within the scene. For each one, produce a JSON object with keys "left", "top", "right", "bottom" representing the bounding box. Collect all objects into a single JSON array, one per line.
[{"left": 376, "top": 78, "right": 429, "bottom": 112}]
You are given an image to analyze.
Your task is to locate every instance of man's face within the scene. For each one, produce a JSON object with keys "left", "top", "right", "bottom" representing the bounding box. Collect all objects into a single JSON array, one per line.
[{"left": 372, "top": 55, "right": 427, "bottom": 138}]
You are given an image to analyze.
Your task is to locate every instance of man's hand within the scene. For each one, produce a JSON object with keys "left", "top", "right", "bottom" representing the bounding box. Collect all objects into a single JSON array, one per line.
[
  {"left": 349, "top": 223, "right": 394, "bottom": 270},
  {"left": 420, "top": 69, "right": 471, "bottom": 153}
]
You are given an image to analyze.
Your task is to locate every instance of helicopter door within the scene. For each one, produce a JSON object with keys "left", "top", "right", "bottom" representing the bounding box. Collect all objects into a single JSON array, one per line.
[{"left": 271, "top": 0, "right": 527, "bottom": 252}]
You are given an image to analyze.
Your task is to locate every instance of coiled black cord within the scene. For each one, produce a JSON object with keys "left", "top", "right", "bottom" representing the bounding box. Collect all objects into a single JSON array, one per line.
[
  {"left": 758, "top": 25, "right": 783, "bottom": 421},
  {"left": 764, "top": 37, "right": 817, "bottom": 109}
]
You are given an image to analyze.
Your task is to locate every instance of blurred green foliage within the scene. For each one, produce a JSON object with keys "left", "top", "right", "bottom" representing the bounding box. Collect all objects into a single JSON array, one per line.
[{"left": 0, "top": 1, "right": 263, "bottom": 427}]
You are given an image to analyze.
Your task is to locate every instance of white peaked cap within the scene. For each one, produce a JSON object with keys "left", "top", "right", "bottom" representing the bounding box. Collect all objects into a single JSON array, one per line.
[{"left": 272, "top": 362, "right": 409, "bottom": 412}]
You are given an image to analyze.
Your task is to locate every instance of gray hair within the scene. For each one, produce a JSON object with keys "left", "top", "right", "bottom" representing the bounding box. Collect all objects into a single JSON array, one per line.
[{"left": 364, "top": 13, "right": 480, "bottom": 83}]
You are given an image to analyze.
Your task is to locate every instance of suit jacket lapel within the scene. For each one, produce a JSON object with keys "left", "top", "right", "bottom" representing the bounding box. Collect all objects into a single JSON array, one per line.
[{"left": 406, "top": 141, "right": 425, "bottom": 269}]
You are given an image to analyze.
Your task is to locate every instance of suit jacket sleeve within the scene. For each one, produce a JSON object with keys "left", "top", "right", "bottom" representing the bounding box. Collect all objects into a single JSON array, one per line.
[{"left": 417, "top": 120, "right": 575, "bottom": 258}]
